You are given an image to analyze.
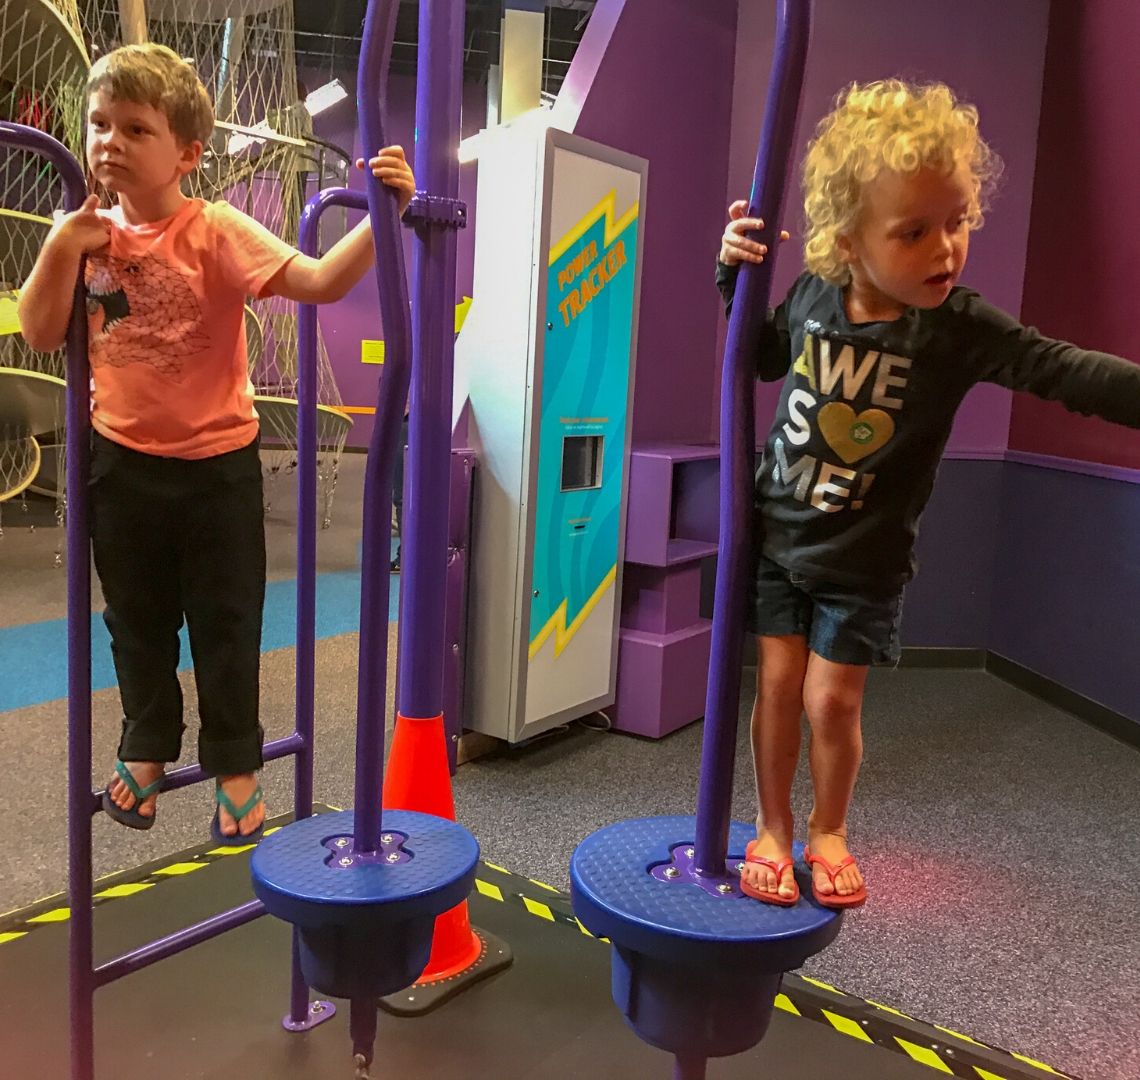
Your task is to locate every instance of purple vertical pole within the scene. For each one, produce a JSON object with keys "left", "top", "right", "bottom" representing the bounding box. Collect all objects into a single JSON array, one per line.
[
  {"left": 291, "top": 186, "right": 367, "bottom": 1023},
  {"left": 294, "top": 194, "right": 324, "bottom": 829},
  {"left": 674, "top": 1056, "right": 706, "bottom": 1080},
  {"left": 443, "top": 450, "right": 475, "bottom": 772},
  {"left": 353, "top": 0, "right": 413, "bottom": 854},
  {"left": 396, "top": 0, "right": 465, "bottom": 719},
  {"left": 693, "top": 0, "right": 813, "bottom": 875},
  {"left": 292, "top": 191, "right": 320, "bottom": 1024},
  {"left": 0, "top": 121, "right": 95, "bottom": 1080}
]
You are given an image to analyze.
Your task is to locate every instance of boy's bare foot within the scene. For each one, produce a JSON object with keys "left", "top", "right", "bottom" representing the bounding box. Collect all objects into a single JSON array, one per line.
[
  {"left": 215, "top": 773, "right": 266, "bottom": 838},
  {"left": 107, "top": 761, "right": 165, "bottom": 819},
  {"left": 806, "top": 826, "right": 864, "bottom": 898},
  {"left": 740, "top": 825, "right": 798, "bottom": 901}
]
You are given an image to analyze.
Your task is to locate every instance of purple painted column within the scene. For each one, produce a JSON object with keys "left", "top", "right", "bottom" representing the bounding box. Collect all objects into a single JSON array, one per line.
[
  {"left": 443, "top": 449, "right": 476, "bottom": 770},
  {"left": 693, "top": 0, "right": 812, "bottom": 876},
  {"left": 352, "top": 0, "right": 413, "bottom": 854},
  {"left": 396, "top": 0, "right": 466, "bottom": 720},
  {"left": 0, "top": 121, "right": 94, "bottom": 1080}
]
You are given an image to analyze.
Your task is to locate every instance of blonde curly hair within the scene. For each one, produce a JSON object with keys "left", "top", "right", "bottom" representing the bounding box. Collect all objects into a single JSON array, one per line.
[{"left": 802, "top": 80, "right": 1002, "bottom": 285}]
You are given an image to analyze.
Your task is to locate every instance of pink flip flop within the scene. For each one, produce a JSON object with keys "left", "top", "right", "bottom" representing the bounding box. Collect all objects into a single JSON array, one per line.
[
  {"left": 739, "top": 840, "right": 800, "bottom": 906},
  {"left": 804, "top": 847, "right": 867, "bottom": 909}
]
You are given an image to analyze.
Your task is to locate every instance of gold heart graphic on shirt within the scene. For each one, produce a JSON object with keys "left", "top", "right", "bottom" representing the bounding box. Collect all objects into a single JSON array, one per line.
[{"left": 817, "top": 403, "right": 895, "bottom": 464}]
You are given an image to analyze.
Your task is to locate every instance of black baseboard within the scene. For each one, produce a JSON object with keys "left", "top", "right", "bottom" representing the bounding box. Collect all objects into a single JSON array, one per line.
[
  {"left": 984, "top": 652, "right": 1140, "bottom": 750},
  {"left": 711, "top": 645, "right": 1137, "bottom": 749},
  {"left": 898, "top": 647, "right": 1139, "bottom": 750},
  {"left": 897, "top": 647, "right": 986, "bottom": 669}
]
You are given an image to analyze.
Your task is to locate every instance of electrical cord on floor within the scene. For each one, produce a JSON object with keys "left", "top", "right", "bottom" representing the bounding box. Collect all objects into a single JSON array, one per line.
[
  {"left": 504, "top": 711, "right": 611, "bottom": 752},
  {"left": 577, "top": 710, "right": 612, "bottom": 732}
]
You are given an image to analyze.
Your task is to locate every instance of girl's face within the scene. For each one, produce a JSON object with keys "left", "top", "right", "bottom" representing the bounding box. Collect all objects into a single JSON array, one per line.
[{"left": 840, "top": 161, "right": 973, "bottom": 320}]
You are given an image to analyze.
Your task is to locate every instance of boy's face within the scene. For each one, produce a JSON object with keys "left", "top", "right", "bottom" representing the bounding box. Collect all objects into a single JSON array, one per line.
[
  {"left": 840, "top": 162, "right": 973, "bottom": 316},
  {"left": 86, "top": 89, "right": 202, "bottom": 201}
]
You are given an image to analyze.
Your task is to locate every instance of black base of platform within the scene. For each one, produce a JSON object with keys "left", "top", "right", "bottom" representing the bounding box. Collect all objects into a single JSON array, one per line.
[
  {"left": 0, "top": 836, "right": 1065, "bottom": 1079},
  {"left": 378, "top": 925, "right": 514, "bottom": 1016}
]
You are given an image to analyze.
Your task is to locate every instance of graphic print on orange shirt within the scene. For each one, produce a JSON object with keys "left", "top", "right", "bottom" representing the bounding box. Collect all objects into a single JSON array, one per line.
[{"left": 86, "top": 251, "right": 210, "bottom": 376}]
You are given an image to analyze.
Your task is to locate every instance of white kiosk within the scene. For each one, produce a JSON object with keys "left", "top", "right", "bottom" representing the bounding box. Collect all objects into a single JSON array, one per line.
[{"left": 454, "top": 125, "right": 647, "bottom": 744}]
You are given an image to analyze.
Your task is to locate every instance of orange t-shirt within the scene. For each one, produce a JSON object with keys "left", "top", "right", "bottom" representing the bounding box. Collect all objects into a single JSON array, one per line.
[{"left": 85, "top": 198, "right": 297, "bottom": 459}]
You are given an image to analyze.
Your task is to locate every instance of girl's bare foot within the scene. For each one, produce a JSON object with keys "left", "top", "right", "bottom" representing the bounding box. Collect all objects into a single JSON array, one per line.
[
  {"left": 740, "top": 824, "right": 798, "bottom": 901},
  {"left": 806, "top": 825, "right": 864, "bottom": 898}
]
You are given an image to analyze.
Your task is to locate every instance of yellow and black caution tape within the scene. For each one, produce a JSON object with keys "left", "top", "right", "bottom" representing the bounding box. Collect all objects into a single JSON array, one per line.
[
  {"left": 775, "top": 976, "right": 1079, "bottom": 1080},
  {"left": 0, "top": 827, "right": 280, "bottom": 945},
  {"left": 475, "top": 871, "right": 1080, "bottom": 1080},
  {"left": 0, "top": 816, "right": 1077, "bottom": 1080}
]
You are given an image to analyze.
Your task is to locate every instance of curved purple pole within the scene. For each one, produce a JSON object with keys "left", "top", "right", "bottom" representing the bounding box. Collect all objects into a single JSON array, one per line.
[
  {"left": 693, "top": 0, "right": 813, "bottom": 876},
  {"left": 352, "top": 0, "right": 413, "bottom": 854},
  {"left": 0, "top": 120, "right": 94, "bottom": 1080}
]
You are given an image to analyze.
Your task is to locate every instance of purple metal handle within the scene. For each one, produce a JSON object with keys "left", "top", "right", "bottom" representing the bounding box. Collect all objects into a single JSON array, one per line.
[
  {"left": 292, "top": 185, "right": 369, "bottom": 1021},
  {"left": 353, "top": 0, "right": 413, "bottom": 854},
  {"left": 693, "top": 0, "right": 813, "bottom": 875},
  {"left": 0, "top": 119, "right": 94, "bottom": 1080},
  {"left": 395, "top": 0, "right": 465, "bottom": 720},
  {"left": 294, "top": 186, "right": 368, "bottom": 821}
]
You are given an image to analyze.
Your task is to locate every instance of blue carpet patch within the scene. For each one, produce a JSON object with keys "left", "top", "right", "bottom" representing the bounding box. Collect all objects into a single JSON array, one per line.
[{"left": 0, "top": 570, "right": 399, "bottom": 713}]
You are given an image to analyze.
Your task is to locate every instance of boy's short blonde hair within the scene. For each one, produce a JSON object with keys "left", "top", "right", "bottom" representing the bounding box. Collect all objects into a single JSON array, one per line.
[
  {"left": 802, "top": 80, "right": 1003, "bottom": 285},
  {"left": 86, "top": 43, "right": 214, "bottom": 146}
]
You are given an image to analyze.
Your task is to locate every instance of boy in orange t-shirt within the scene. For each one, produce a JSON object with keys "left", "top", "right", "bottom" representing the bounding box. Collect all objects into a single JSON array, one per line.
[{"left": 18, "top": 44, "right": 415, "bottom": 843}]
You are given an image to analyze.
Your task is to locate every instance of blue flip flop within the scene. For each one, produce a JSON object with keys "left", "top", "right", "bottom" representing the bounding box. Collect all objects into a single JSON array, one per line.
[
  {"left": 210, "top": 781, "right": 266, "bottom": 846},
  {"left": 101, "top": 761, "right": 164, "bottom": 830}
]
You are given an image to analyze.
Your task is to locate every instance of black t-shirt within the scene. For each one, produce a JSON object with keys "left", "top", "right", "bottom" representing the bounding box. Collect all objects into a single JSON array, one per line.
[{"left": 716, "top": 262, "right": 1140, "bottom": 589}]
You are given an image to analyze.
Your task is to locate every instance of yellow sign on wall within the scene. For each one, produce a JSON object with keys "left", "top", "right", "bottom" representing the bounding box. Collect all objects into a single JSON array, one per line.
[
  {"left": 0, "top": 290, "right": 21, "bottom": 336},
  {"left": 358, "top": 298, "right": 473, "bottom": 366}
]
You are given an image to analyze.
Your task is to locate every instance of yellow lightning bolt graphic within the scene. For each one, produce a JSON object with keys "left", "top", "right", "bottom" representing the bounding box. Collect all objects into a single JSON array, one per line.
[
  {"left": 549, "top": 189, "right": 639, "bottom": 266},
  {"left": 529, "top": 565, "right": 617, "bottom": 660}
]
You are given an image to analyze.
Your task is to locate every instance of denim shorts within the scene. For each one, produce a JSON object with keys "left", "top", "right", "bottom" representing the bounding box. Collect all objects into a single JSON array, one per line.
[{"left": 749, "top": 554, "right": 904, "bottom": 667}]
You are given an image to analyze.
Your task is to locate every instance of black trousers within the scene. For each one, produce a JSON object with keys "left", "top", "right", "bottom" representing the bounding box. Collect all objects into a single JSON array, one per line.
[{"left": 90, "top": 432, "right": 266, "bottom": 776}]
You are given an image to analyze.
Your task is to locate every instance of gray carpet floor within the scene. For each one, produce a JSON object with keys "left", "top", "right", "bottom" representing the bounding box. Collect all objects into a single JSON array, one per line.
[{"left": 1, "top": 455, "right": 1138, "bottom": 1080}]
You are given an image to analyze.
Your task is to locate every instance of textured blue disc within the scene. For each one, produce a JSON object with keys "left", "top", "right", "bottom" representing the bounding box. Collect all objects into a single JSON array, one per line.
[
  {"left": 252, "top": 809, "right": 478, "bottom": 930},
  {"left": 570, "top": 816, "right": 840, "bottom": 970}
]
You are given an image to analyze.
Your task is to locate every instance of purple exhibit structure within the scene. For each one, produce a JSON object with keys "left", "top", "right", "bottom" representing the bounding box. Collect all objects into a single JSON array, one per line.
[
  {"left": 251, "top": 0, "right": 480, "bottom": 1075},
  {"left": 569, "top": 4, "right": 841, "bottom": 1079},
  {"left": 610, "top": 443, "right": 719, "bottom": 738},
  {"left": 0, "top": 2, "right": 478, "bottom": 1079},
  {"left": 0, "top": 116, "right": 347, "bottom": 1080}
]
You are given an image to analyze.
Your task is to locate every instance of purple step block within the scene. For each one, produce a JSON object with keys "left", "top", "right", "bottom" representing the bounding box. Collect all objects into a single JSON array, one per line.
[
  {"left": 610, "top": 621, "right": 712, "bottom": 739},
  {"left": 621, "top": 562, "right": 702, "bottom": 636}
]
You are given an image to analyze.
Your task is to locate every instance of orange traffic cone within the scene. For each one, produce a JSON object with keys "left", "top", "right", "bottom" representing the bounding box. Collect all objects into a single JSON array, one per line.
[{"left": 382, "top": 713, "right": 482, "bottom": 980}]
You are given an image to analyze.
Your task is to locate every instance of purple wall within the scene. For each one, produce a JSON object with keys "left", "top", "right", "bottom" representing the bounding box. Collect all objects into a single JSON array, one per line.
[
  {"left": 566, "top": 0, "right": 739, "bottom": 445},
  {"left": 989, "top": 464, "right": 1140, "bottom": 721},
  {"left": 726, "top": 0, "right": 1050, "bottom": 453},
  {"left": 989, "top": 1, "right": 1140, "bottom": 728},
  {"left": 307, "top": 72, "right": 485, "bottom": 447},
  {"left": 1011, "top": 0, "right": 1140, "bottom": 470},
  {"left": 900, "top": 461, "right": 1003, "bottom": 649}
]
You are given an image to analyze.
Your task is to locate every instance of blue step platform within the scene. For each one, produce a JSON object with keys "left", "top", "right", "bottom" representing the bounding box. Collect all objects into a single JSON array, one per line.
[
  {"left": 252, "top": 809, "right": 478, "bottom": 1000},
  {"left": 571, "top": 816, "right": 840, "bottom": 1060}
]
